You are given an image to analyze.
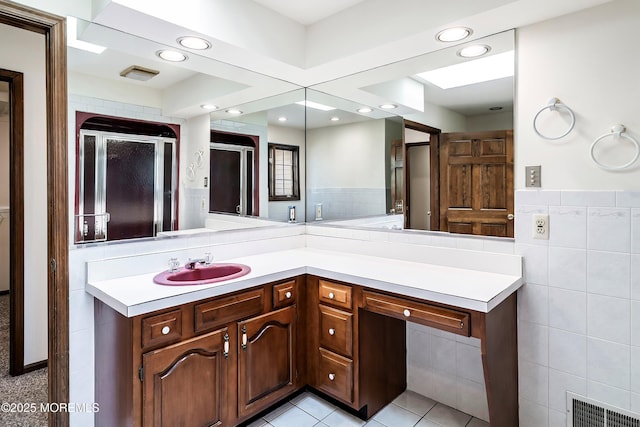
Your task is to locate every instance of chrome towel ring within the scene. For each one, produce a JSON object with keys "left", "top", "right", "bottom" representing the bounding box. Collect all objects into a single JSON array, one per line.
[
  {"left": 533, "top": 97, "right": 576, "bottom": 140},
  {"left": 590, "top": 124, "right": 640, "bottom": 171}
]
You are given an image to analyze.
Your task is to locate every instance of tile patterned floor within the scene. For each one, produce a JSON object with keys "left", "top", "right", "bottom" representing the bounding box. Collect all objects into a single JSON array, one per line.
[{"left": 244, "top": 390, "right": 489, "bottom": 427}]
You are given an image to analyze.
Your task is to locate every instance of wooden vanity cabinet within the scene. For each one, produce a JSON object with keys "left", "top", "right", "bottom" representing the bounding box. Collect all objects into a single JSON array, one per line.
[
  {"left": 94, "top": 277, "right": 304, "bottom": 427},
  {"left": 305, "top": 276, "right": 406, "bottom": 419},
  {"left": 237, "top": 305, "right": 297, "bottom": 418}
]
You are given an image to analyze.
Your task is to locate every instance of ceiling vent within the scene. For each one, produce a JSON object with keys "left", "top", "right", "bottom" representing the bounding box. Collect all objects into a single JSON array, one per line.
[{"left": 119, "top": 65, "right": 159, "bottom": 82}]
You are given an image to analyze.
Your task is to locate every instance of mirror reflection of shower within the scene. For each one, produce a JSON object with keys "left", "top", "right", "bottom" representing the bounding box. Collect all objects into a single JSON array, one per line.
[{"left": 0, "top": 81, "right": 9, "bottom": 295}]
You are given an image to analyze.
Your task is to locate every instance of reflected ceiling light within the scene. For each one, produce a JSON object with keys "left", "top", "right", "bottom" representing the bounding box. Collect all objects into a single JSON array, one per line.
[
  {"left": 120, "top": 65, "right": 159, "bottom": 81},
  {"left": 156, "top": 50, "right": 187, "bottom": 62},
  {"left": 278, "top": 117, "right": 287, "bottom": 122},
  {"left": 200, "top": 104, "right": 218, "bottom": 110},
  {"left": 416, "top": 50, "right": 514, "bottom": 89},
  {"left": 436, "top": 27, "right": 472, "bottom": 42},
  {"left": 295, "top": 100, "right": 335, "bottom": 111},
  {"left": 457, "top": 44, "right": 491, "bottom": 58},
  {"left": 226, "top": 109, "right": 242, "bottom": 114},
  {"left": 330, "top": 117, "right": 340, "bottom": 121},
  {"left": 379, "top": 103, "right": 397, "bottom": 109},
  {"left": 66, "top": 16, "right": 106, "bottom": 54},
  {"left": 357, "top": 107, "right": 373, "bottom": 113},
  {"left": 177, "top": 36, "right": 211, "bottom": 50}
]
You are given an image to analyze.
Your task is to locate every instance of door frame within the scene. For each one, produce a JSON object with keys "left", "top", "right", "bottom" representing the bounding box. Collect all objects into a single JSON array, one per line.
[
  {"left": 0, "top": 69, "right": 26, "bottom": 375},
  {"left": 404, "top": 120, "right": 441, "bottom": 231},
  {"left": 0, "top": 2, "right": 69, "bottom": 426}
]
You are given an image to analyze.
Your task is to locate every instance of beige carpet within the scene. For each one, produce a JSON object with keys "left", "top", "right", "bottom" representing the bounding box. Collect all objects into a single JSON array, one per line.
[{"left": 0, "top": 294, "right": 48, "bottom": 426}]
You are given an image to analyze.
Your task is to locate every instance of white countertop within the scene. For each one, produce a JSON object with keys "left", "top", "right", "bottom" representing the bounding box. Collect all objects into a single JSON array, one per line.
[{"left": 86, "top": 248, "right": 523, "bottom": 317}]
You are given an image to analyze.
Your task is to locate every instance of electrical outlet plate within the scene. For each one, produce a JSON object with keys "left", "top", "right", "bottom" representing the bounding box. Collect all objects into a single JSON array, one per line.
[{"left": 533, "top": 214, "right": 549, "bottom": 239}]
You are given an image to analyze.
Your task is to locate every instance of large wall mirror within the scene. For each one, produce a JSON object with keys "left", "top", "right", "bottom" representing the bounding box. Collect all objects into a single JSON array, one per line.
[
  {"left": 308, "top": 30, "right": 515, "bottom": 238},
  {"left": 67, "top": 17, "right": 304, "bottom": 243}
]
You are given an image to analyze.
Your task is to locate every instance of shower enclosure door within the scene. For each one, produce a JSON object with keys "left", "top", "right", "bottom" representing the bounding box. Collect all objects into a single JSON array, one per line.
[
  {"left": 209, "top": 144, "right": 254, "bottom": 216},
  {"left": 77, "top": 131, "right": 176, "bottom": 242}
]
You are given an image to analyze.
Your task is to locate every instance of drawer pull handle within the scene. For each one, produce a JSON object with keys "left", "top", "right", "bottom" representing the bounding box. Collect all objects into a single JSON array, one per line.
[
  {"left": 328, "top": 373, "right": 336, "bottom": 381},
  {"left": 241, "top": 325, "right": 247, "bottom": 350},
  {"left": 223, "top": 333, "right": 229, "bottom": 358},
  {"left": 328, "top": 328, "right": 335, "bottom": 336},
  {"left": 403, "top": 309, "right": 411, "bottom": 317},
  {"left": 161, "top": 326, "right": 171, "bottom": 335},
  {"left": 328, "top": 292, "right": 335, "bottom": 299},
  {"left": 285, "top": 291, "right": 292, "bottom": 299}
]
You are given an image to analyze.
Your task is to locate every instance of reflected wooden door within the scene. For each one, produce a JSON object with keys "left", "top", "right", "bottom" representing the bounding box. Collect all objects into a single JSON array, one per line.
[{"left": 439, "top": 130, "right": 514, "bottom": 237}]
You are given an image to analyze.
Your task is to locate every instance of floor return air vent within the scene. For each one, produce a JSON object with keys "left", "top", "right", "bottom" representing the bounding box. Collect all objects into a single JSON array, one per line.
[{"left": 567, "top": 392, "right": 640, "bottom": 427}]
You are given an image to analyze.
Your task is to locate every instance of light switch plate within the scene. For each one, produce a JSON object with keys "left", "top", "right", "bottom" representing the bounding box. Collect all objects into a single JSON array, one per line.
[{"left": 525, "top": 165, "right": 541, "bottom": 188}]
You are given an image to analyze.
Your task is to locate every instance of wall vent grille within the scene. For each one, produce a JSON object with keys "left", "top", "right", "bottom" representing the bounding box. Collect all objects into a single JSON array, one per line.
[{"left": 567, "top": 393, "right": 640, "bottom": 427}]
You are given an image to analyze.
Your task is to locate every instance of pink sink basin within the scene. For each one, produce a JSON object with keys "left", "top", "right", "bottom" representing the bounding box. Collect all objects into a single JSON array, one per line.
[{"left": 153, "top": 263, "right": 251, "bottom": 286}]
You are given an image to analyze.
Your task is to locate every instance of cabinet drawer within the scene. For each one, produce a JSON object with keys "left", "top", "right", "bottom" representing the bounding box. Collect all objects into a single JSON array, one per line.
[
  {"left": 318, "top": 280, "right": 352, "bottom": 310},
  {"left": 194, "top": 288, "right": 264, "bottom": 333},
  {"left": 273, "top": 280, "right": 296, "bottom": 309},
  {"left": 141, "top": 309, "right": 183, "bottom": 349},
  {"left": 319, "top": 305, "right": 353, "bottom": 357},
  {"left": 317, "top": 348, "right": 353, "bottom": 403},
  {"left": 362, "top": 291, "right": 470, "bottom": 336}
]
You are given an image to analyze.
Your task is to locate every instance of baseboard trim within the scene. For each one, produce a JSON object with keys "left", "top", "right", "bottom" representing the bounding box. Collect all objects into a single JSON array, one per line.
[{"left": 0, "top": 290, "right": 8, "bottom": 296}]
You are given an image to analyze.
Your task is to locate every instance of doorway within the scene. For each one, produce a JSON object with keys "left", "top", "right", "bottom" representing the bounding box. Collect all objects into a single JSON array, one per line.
[
  {"left": 0, "top": 3, "right": 69, "bottom": 426},
  {"left": 210, "top": 144, "right": 254, "bottom": 215}
]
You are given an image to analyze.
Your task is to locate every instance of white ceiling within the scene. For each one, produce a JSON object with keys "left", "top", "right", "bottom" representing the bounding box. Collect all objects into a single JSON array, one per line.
[
  {"left": 251, "top": 0, "right": 366, "bottom": 25},
  {"left": 16, "top": 0, "right": 615, "bottom": 124}
]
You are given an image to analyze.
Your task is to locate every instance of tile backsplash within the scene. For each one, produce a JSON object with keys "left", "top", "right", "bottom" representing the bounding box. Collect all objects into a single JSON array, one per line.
[{"left": 515, "top": 190, "right": 640, "bottom": 427}]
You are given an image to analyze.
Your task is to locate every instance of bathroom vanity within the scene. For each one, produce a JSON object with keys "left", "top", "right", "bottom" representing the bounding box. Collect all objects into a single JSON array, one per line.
[{"left": 88, "top": 248, "right": 522, "bottom": 427}]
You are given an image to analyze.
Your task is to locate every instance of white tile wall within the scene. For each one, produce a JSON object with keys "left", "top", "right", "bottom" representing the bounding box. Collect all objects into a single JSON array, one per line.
[{"left": 516, "top": 190, "right": 640, "bottom": 426}]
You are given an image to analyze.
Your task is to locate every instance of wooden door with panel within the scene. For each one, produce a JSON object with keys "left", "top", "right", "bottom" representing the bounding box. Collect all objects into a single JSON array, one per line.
[
  {"left": 237, "top": 305, "right": 298, "bottom": 419},
  {"left": 141, "top": 328, "right": 231, "bottom": 427},
  {"left": 439, "top": 130, "right": 514, "bottom": 237}
]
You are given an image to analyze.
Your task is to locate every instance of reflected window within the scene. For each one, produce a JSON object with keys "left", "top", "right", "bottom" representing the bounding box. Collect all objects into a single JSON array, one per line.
[{"left": 268, "top": 143, "right": 299, "bottom": 201}]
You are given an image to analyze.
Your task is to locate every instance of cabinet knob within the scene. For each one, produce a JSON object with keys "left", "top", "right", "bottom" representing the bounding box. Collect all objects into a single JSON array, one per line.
[
  {"left": 161, "top": 326, "right": 171, "bottom": 335},
  {"left": 403, "top": 309, "right": 411, "bottom": 317},
  {"left": 328, "top": 373, "right": 335, "bottom": 381},
  {"left": 328, "top": 292, "right": 335, "bottom": 299},
  {"left": 285, "top": 291, "right": 292, "bottom": 299},
  {"left": 328, "top": 328, "right": 335, "bottom": 336}
]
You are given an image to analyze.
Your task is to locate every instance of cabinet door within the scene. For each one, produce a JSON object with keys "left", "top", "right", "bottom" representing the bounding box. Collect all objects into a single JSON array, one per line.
[
  {"left": 142, "top": 328, "right": 229, "bottom": 427},
  {"left": 238, "top": 305, "right": 297, "bottom": 418}
]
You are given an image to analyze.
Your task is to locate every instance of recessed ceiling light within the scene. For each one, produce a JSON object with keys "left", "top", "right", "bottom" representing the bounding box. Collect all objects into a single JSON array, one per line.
[
  {"left": 330, "top": 117, "right": 340, "bottom": 121},
  {"left": 295, "top": 100, "right": 336, "bottom": 111},
  {"left": 457, "top": 44, "right": 491, "bottom": 58},
  {"left": 226, "top": 109, "right": 242, "bottom": 115},
  {"left": 156, "top": 50, "right": 187, "bottom": 62},
  {"left": 278, "top": 117, "right": 287, "bottom": 122},
  {"left": 200, "top": 104, "right": 218, "bottom": 110},
  {"left": 436, "top": 27, "right": 472, "bottom": 42},
  {"left": 177, "top": 36, "right": 211, "bottom": 50},
  {"left": 357, "top": 107, "right": 373, "bottom": 113},
  {"left": 379, "top": 104, "right": 397, "bottom": 109}
]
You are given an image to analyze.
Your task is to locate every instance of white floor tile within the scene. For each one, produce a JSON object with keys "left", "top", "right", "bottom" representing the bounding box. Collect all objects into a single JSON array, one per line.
[
  {"left": 392, "top": 390, "right": 437, "bottom": 416},
  {"left": 322, "top": 408, "right": 366, "bottom": 427},
  {"left": 467, "top": 418, "right": 490, "bottom": 427},
  {"left": 263, "top": 402, "right": 295, "bottom": 422},
  {"left": 415, "top": 418, "right": 443, "bottom": 427},
  {"left": 372, "top": 403, "right": 421, "bottom": 427},
  {"left": 363, "top": 420, "right": 386, "bottom": 427},
  {"left": 245, "top": 418, "right": 268, "bottom": 427},
  {"left": 269, "top": 405, "right": 319, "bottom": 427},
  {"left": 422, "top": 403, "right": 472, "bottom": 427},
  {"left": 294, "top": 393, "right": 337, "bottom": 419}
]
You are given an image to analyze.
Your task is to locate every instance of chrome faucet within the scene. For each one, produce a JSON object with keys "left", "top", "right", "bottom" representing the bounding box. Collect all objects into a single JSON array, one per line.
[{"left": 185, "top": 253, "right": 213, "bottom": 269}]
